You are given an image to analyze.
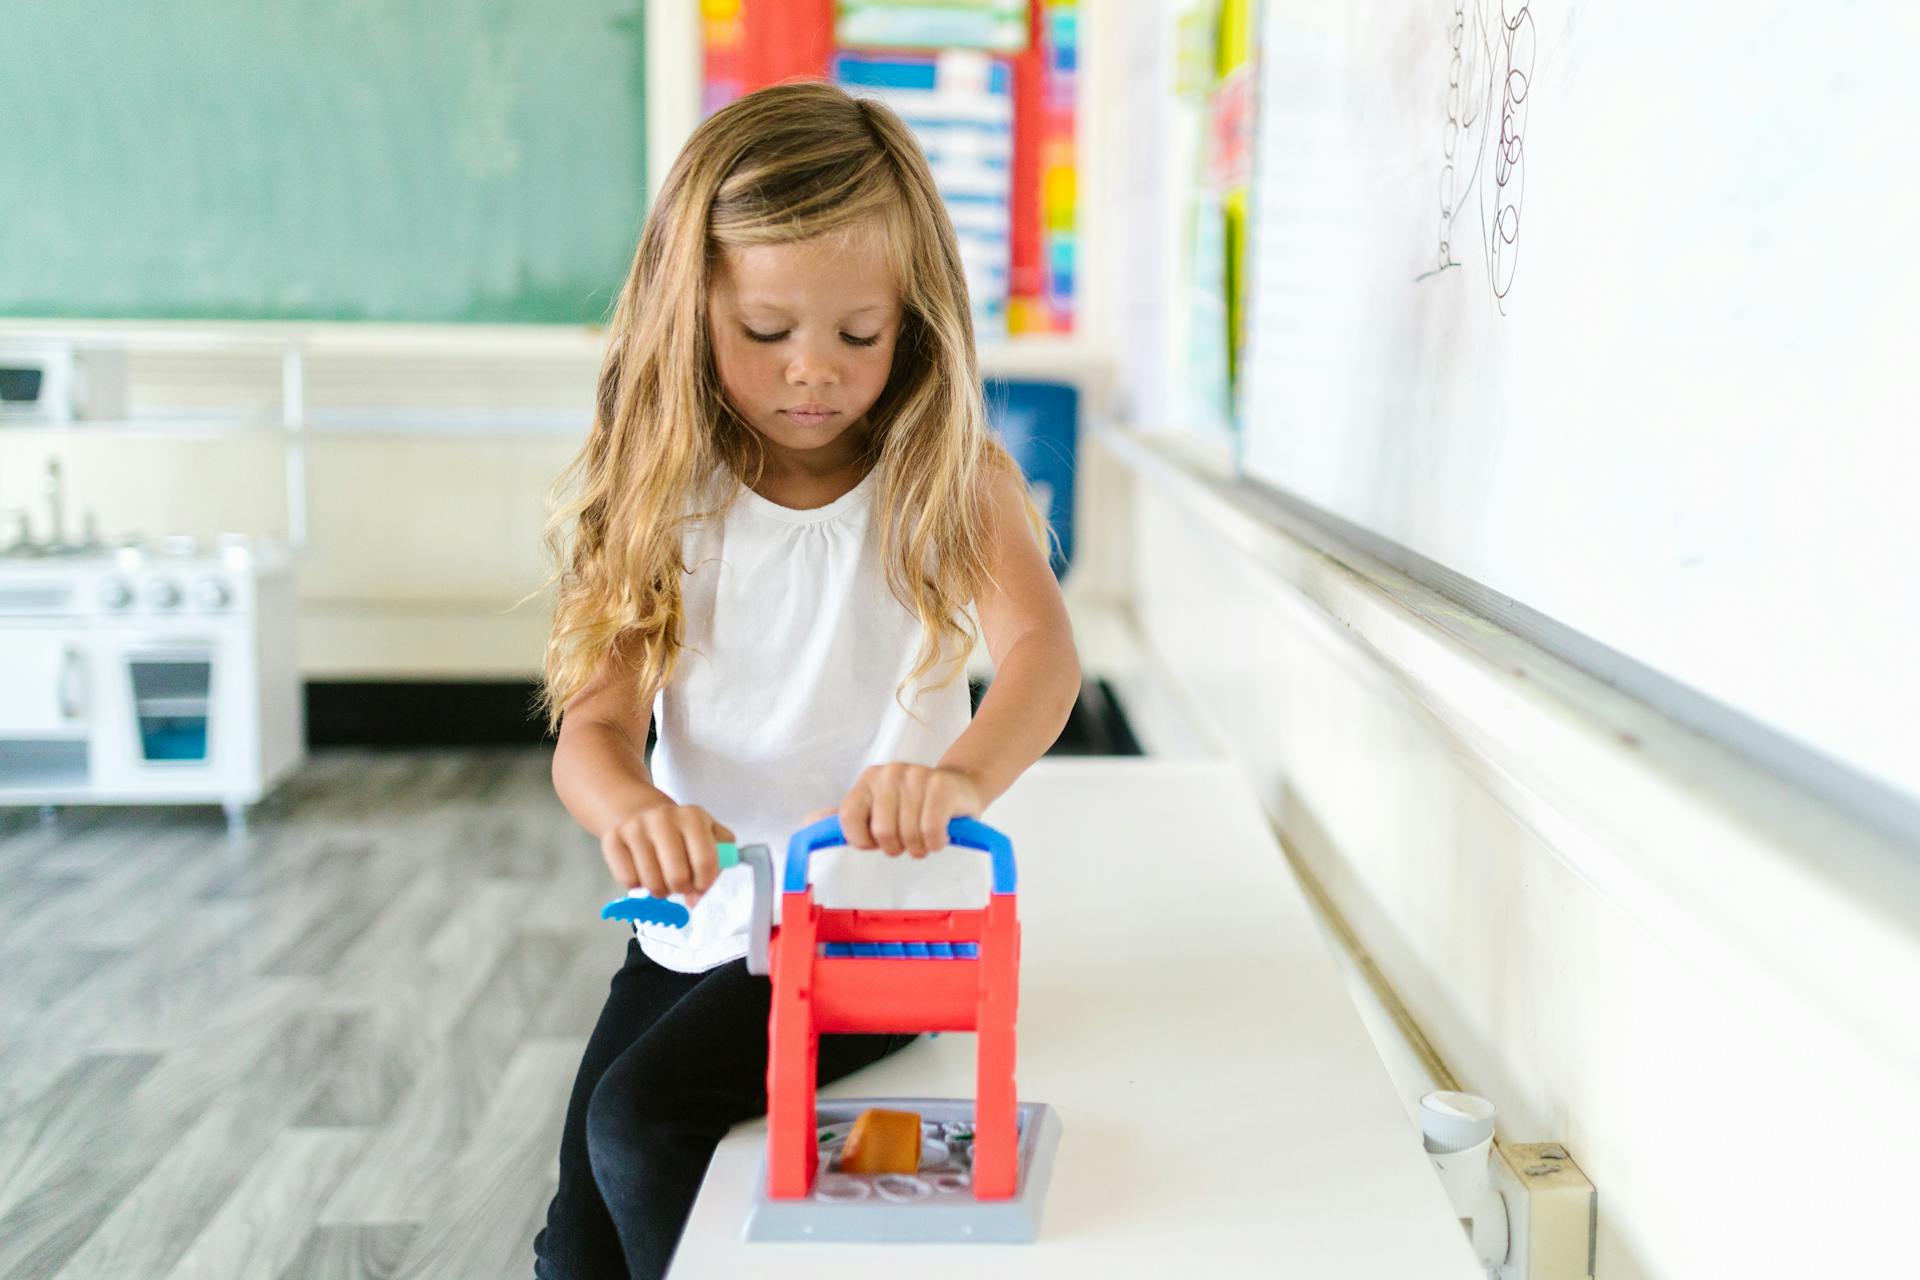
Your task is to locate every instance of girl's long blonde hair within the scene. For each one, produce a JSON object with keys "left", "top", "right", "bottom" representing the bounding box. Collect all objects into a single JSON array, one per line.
[{"left": 539, "top": 81, "right": 1043, "bottom": 730}]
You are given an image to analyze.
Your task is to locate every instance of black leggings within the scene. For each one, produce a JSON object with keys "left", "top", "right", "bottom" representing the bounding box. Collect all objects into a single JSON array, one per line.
[{"left": 533, "top": 938, "right": 915, "bottom": 1279}]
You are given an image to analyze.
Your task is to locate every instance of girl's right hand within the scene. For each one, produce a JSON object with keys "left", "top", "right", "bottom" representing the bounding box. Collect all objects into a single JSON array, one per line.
[{"left": 600, "top": 803, "right": 736, "bottom": 907}]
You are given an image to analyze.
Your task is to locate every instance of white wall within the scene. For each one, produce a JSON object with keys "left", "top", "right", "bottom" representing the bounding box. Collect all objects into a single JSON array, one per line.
[
  {"left": 0, "top": 428, "right": 571, "bottom": 679},
  {"left": 0, "top": 328, "right": 591, "bottom": 678}
]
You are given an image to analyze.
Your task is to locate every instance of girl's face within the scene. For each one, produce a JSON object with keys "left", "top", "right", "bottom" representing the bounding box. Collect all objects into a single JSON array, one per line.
[{"left": 707, "top": 222, "right": 903, "bottom": 477}]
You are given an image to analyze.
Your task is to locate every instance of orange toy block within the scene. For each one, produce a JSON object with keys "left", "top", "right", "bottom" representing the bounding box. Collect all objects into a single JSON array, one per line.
[{"left": 837, "top": 1108, "right": 922, "bottom": 1175}]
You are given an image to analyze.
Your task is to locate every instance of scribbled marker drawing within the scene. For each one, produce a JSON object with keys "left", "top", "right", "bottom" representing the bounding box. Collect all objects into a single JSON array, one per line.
[
  {"left": 1486, "top": 0, "right": 1533, "bottom": 305},
  {"left": 1433, "top": 0, "right": 1485, "bottom": 277},
  {"left": 1419, "top": 0, "right": 1534, "bottom": 312}
]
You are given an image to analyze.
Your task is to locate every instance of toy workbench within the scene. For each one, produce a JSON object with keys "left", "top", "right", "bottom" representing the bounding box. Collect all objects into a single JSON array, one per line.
[{"left": 605, "top": 815, "right": 1062, "bottom": 1243}]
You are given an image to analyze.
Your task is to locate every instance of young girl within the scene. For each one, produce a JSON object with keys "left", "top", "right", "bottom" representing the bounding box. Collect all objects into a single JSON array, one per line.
[{"left": 531, "top": 82, "right": 1080, "bottom": 1280}]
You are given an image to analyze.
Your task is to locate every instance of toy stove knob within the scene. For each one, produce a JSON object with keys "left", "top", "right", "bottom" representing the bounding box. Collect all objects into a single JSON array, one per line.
[
  {"left": 194, "top": 576, "right": 231, "bottom": 610},
  {"left": 144, "top": 576, "right": 183, "bottom": 609},
  {"left": 96, "top": 576, "right": 133, "bottom": 610}
]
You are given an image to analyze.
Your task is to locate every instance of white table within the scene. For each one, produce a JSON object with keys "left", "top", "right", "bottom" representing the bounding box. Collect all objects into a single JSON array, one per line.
[{"left": 670, "top": 758, "right": 1484, "bottom": 1278}]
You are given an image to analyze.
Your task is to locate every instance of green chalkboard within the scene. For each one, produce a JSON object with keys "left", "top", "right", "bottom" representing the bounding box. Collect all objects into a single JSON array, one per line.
[{"left": 0, "top": 1, "right": 647, "bottom": 325}]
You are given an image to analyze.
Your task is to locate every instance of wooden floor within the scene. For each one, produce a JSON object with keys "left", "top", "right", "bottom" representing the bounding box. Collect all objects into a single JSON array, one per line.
[{"left": 0, "top": 749, "right": 621, "bottom": 1280}]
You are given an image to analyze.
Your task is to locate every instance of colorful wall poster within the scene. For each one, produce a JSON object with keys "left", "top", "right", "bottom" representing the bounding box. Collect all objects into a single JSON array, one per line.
[
  {"left": 834, "top": 50, "right": 1014, "bottom": 337},
  {"left": 1210, "top": 0, "right": 1256, "bottom": 410},
  {"left": 837, "top": 0, "right": 1030, "bottom": 52},
  {"left": 701, "top": 0, "right": 749, "bottom": 118},
  {"left": 1009, "top": 0, "right": 1077, "bottom": 333},
  {"left": 1178, "top": 0, "right": 1256, "bottom": 435}
]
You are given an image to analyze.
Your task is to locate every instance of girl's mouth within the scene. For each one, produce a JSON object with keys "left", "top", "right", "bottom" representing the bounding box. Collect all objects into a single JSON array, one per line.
[{"left": 783, "top": 409, "right": 839, "bottom": 427}]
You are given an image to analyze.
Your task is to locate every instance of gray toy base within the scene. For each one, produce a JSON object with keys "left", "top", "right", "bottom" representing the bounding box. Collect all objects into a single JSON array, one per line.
[{"left": 742, "top": 1097, "right": 1062, "bottom": 1244}]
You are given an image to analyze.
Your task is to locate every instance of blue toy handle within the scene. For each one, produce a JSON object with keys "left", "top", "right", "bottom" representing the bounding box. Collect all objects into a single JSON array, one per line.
[{"left": 783, "top": 815, "right": 1017, "bottom": 895}]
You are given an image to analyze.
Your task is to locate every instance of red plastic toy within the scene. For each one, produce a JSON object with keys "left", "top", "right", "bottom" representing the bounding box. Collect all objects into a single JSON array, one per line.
[{"left": 762, "top": 815, "right": 1022, "bottom": 1201}]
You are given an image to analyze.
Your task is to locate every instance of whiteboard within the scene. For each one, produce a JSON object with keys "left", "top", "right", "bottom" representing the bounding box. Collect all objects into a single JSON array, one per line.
[{"left": 1241, "top": 1, "right": 1920, "bottom": 807}]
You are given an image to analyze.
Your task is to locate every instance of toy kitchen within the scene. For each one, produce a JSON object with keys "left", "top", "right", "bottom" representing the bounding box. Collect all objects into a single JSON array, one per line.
[{"left": 1, "top": 424, "right": 304, "bottom": 833}]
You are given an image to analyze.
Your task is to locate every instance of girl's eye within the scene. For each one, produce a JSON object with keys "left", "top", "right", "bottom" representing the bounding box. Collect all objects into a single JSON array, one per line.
[{"left": 741, "top": 326, "right": 882, "bottom": 348}]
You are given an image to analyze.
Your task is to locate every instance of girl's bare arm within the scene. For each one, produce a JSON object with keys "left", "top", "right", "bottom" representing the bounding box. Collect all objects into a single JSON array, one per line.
[
  {"left": 551, "top": 644, "right": 670, "bottom": 835},
  {"left": 551, "top": 646, "right": 732, "bottom": 900},
  {"left": 937, "top": 461, "right": 1082, "bottom": 807},
  {"left": 838, "top": 461, "right": 1081, "bottom": 857}
]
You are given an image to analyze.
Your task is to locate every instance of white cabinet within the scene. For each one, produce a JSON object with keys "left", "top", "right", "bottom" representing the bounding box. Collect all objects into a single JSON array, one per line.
[{"left": 0, "top": 624, "right": 88, "bottom": 737}]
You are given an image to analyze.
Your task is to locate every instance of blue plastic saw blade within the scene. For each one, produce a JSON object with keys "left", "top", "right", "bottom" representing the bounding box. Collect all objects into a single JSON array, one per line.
[{"left": 600, "top": 895, "right": 692, "bottom": 928}]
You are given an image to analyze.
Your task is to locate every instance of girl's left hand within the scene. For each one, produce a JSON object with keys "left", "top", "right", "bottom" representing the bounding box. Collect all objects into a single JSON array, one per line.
[{"left": 807, "top": 764, "right": 985, "bottom": 858}]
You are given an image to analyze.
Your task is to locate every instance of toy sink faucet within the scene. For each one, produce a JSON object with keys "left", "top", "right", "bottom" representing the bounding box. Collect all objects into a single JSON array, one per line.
[{"left": 603, "top": 815, "right": 1062, "bottom": 1243}]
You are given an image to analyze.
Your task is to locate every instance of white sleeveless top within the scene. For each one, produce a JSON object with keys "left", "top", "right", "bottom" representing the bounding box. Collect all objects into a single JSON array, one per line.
[{"left": 630, "top": 465, "right": 984, "bottom": 973}]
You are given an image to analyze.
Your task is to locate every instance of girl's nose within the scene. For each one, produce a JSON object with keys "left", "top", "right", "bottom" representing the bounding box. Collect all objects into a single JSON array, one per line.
[{"left": 785, "top": 340, "right": 840, "bottom": 389}]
